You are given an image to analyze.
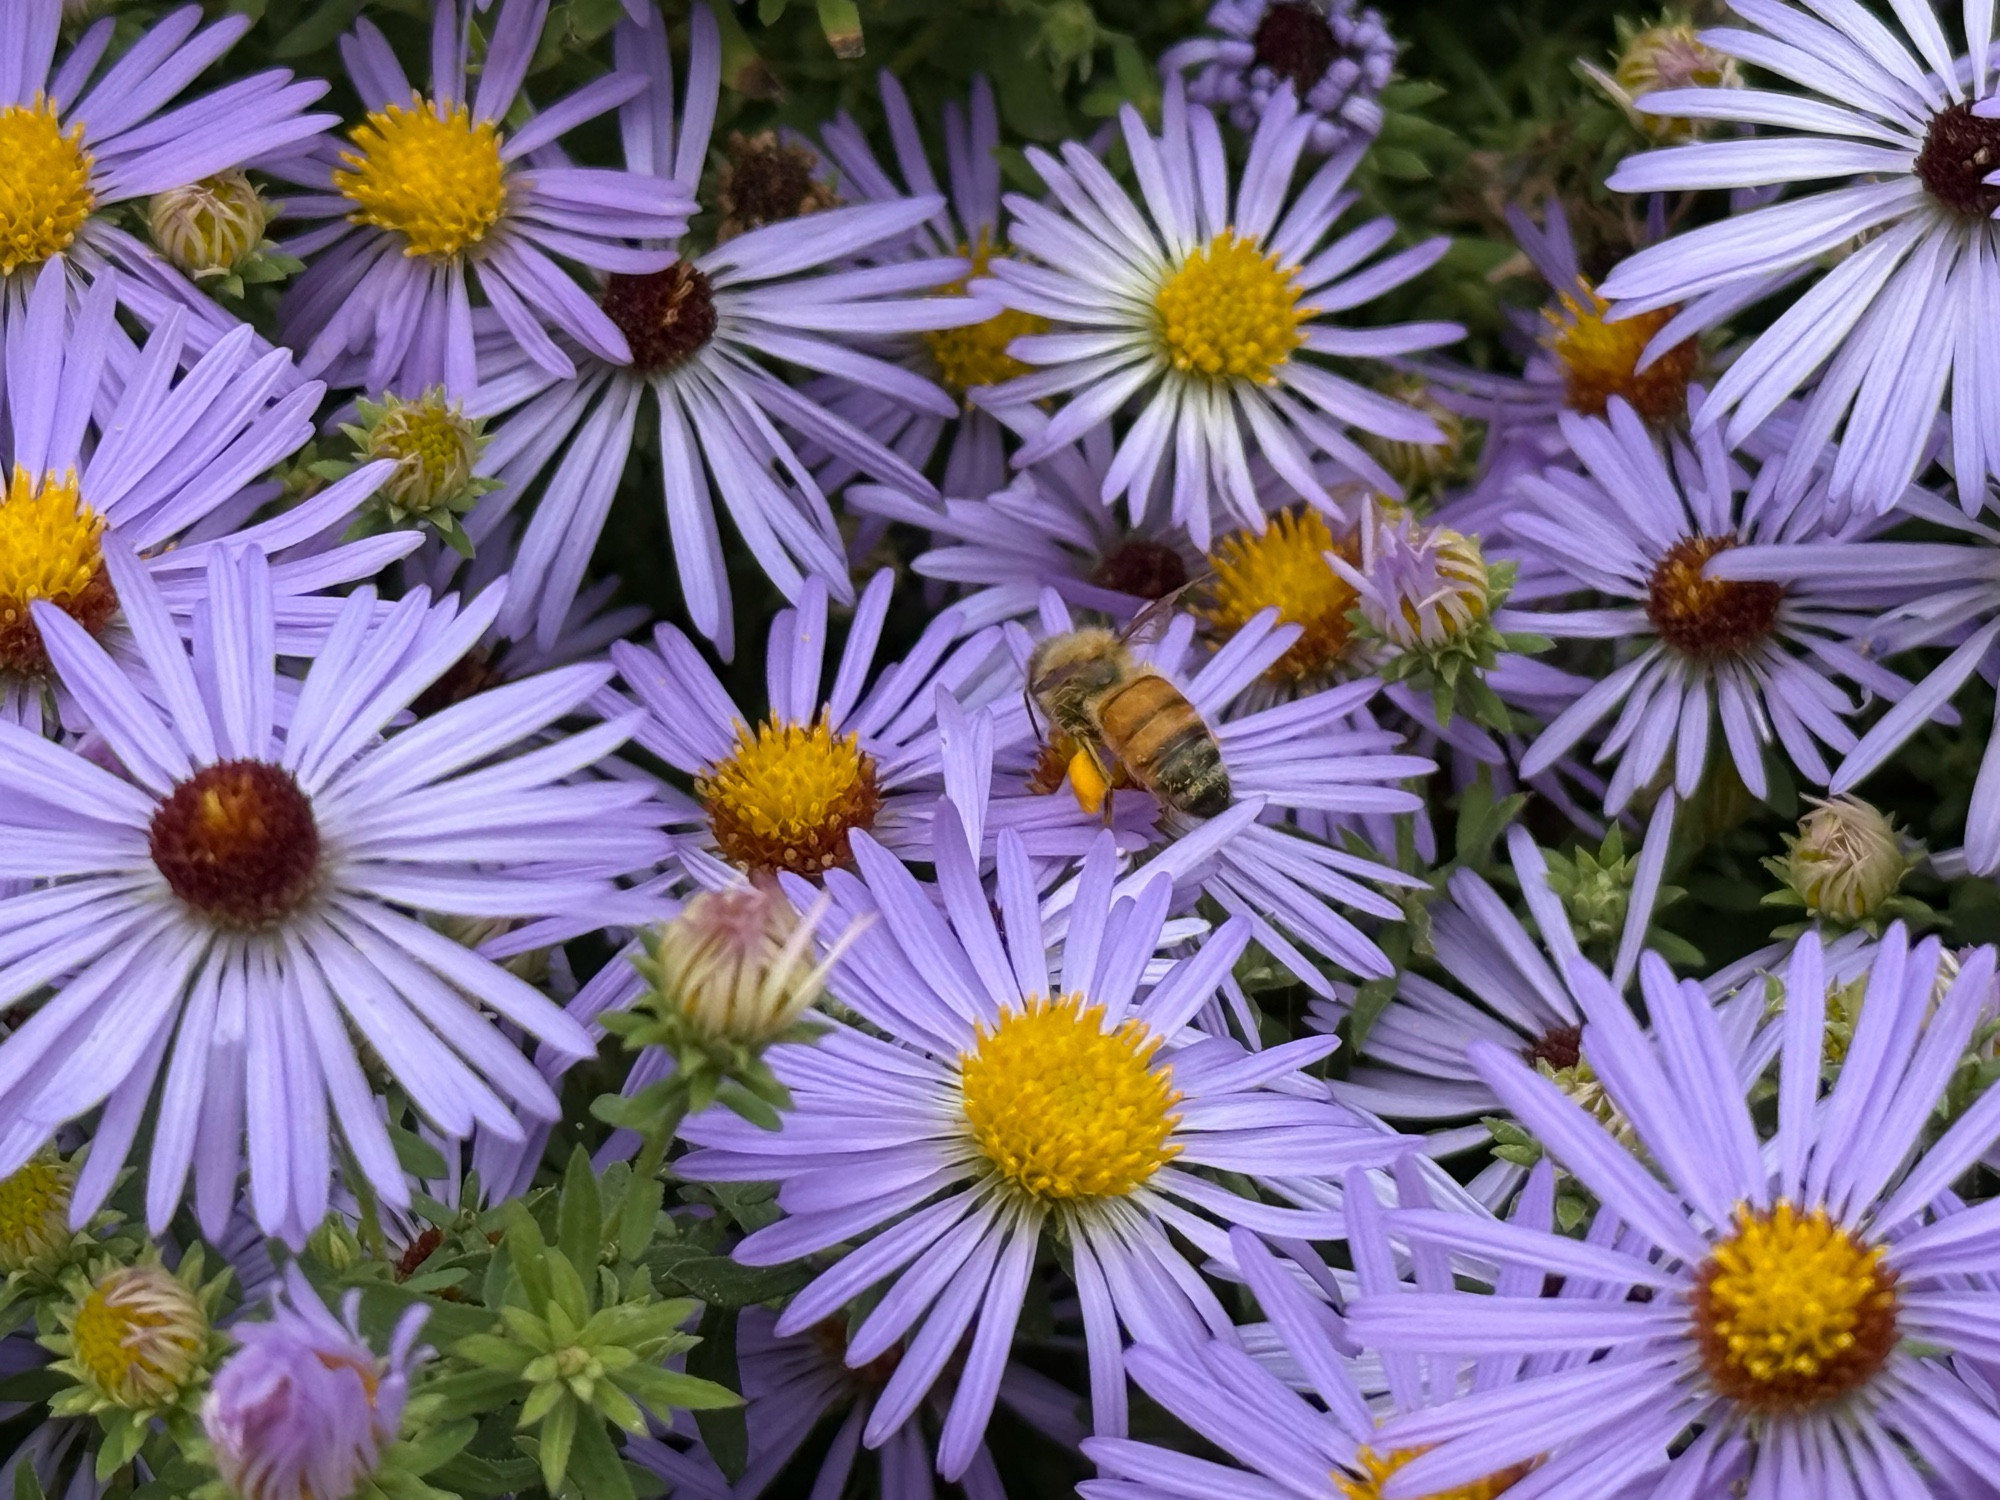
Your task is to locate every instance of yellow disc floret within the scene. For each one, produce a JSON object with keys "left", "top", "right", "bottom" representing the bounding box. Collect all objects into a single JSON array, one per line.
[
  {"left": 0, "top": 1155, "right": 75, "bottom": 1272},
  {"left": 1692, "top": 1201, "right": 1898, "bottom": 1412},
  {"left": 925, "top": 238, "right": 1046, "bottom": 396},
  {"left": 697, "top": 714, "right": 883, "bottom": 877},
  {"left": 1155, "top": 230, "right": 1309, "bottom": 385},
  {"left": 960, "top": 994, "right": 1181, "bottom": 1203},
  {"left": 335, "top": 98, "right": 507, "bottom": 259},
  {"left": 70, "top": 1265, "right": 206, "bottom": 1409},
  {"left": 0, "top": 466, "right": 114, "bottom": 675},
  {"left": 1545, "top": 280, "right": 1696, "bottom": 422},
  {"left": 0, "top": 97, "right": 94, "bottom": 275},
  {"left": 1201, "top": 507, "right": 1359, "bottom": 682},
  {"left": 1337, "top": 1446, "right": 1531, "bottom": 1500}
]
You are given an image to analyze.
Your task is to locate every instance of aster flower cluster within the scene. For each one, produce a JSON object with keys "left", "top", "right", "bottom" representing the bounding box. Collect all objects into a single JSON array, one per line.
[{"left": 14, "top": 0, "right": 2000, "bottom": 1495}]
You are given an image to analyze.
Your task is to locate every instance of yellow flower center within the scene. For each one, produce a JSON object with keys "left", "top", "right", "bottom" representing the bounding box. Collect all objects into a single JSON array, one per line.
[
  {"left": 0, "top": 466, "right": 114, "bottom": 676},
  {"left": 1154, "top": 230, "right": 1309, "bottom": 385},
  {"left": 0, "top": 98, "right": 94, "bottom": 275},
  {"left": 1337, "top": 1446, "right": 1531, "bottom": 1500},
  {"left": 1545, "top": 281, "right": 1696, "bottom": 422},
  {"left": 71, "top": 1266, "right": 205, "bottom": 1409},
  {"left": 1200, "top": 508, "right": 1358, "bottom": 682},
  {"left": 925, "top": 239, "right": 1046, "bottom": 396},
  {"left": 335, "top": 98, "right": 507, "bottom": 259},
  {"left": 960, "top": 993, "right": 1181, "bottom": 1203},
  {"left": 696, "top": 714, "right": 883, "bottom": 878},
  {"left": 1692, "top": 1201, "right": 1899, "bottom": 1412},
  {"left": 0, "top": 1157, "right": 73, "bottom": 1272}
]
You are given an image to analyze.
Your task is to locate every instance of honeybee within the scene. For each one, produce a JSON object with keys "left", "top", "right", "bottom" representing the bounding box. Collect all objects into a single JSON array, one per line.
[{"left": 1025, "top": 599, "right": 1230, "bottom": 821}]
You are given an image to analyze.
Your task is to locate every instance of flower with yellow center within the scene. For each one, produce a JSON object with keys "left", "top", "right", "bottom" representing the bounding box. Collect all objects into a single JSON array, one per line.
[
  {"left": 0, "top": 1154, "right": 76, "bottom": 1273},
  {"left": 697, "top": 714, "right": 884, "bottom": 878},
  {"left": 334, "top": 98, "right": 507, "bottom": 260},
  {"left": 67, "top": 1264, "right": 208, "bottom": 1409},
  {"left": 1200, "top": 508, "right": 1359, "bottom": 683},
  {"left": 0, "top": 465, "right": 115, "bottom": 676},
  {"left": 356, "top": 388, "right": 489, "bottom": 517},
  {"left": 1337, "top": 1446, "right": 1531, "bottom": 1500},
  {"left": 1155, "top": 230, "right": 1310, "bottom": 385},
  {"left": 960, "top": 993, "right": 1182, "bottom": 1203},
  {"left": 1692, "top": 1201, "right": 1899, "bottom": 1412},
  {"left": 0, "top": 97, "right": 94, "bottom": 275},
  {"left": 1545, "top": 281, "right": 1696, "bottom": 422},
  {"left": 925, "top": 238, "right": 1047, "bottom": 397}
]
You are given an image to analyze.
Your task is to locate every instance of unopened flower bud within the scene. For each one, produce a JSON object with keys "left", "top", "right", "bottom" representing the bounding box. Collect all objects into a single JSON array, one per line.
[
  {"left": 69, "top": 1264, "right": 206, "bottom": 1408},
  {"left": 0, "top": 1153, "right": 75, "bottom": 1273},
  {"left": 148, "top": 171, "right": 268, "bottom": 281},
  {"left": 645, "top": 884, "right": 854, "bottom": 1047},
  {"left": 1781, "top": 796, "right": 1908, "bottom": 924},
  {"left": 1337, "top": 506, "right": 1491, "bottom": 650},
  {"left": 357, "top": 389, "right": 488, "bottom": 519},
  {"left": 204, "top": 1267, "right": 425, "bottom": 1500},
  {"left": 1584, "top": 18, "right": 1740, "bottom": 142}
]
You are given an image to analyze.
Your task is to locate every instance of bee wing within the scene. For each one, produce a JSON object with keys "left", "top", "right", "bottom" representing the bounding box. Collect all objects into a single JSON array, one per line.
[{"left": 1117, "top": 571, "right": 1218, "bottom": 647}]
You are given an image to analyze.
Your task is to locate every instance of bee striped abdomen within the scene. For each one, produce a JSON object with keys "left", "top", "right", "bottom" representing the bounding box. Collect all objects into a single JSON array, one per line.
[{"left": 1096, "top": 673, "right": 1231, "bottom": 818}]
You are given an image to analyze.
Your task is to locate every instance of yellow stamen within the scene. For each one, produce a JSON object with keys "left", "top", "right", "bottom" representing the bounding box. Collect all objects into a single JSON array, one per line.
[
  {"left": 960, "top": 994, "right": 1181, "bottom": 1203},
  {"left": 1545, "top": 280, "right": 1695, "bottom": 422},
  {"left": 925, "top": 237, "right": 1046, "bottom": 396},
  {"left": 0, "top": 466, "right": 113, "bottom": 675},
  {"left": 0, "top": 1155, "right": 74, "bottom": 1272},
  {"left": 335, "top": 97, "right": 507, "bottom": 259},
  {"left": 1336, "top": 1446, "right": 1532, "bottom": 1500},
  {"left": 1155, "top": 230, "right": 1309, "bottom": 384},
  {"left": 0, "top": 97, "right": 93, "bottom": 274},
  {"left": 1201, "top": 508, "right": 1359, "bottom": 682},
  {"left": 70, "top": 1265, "right": 206, "bottom": 1409},
  {"left": 697, "top": 714, "right": 883, "bottom": 877},
  {"left": 1692, "top": 1201, "right": 1898, "bottom": 1412}
]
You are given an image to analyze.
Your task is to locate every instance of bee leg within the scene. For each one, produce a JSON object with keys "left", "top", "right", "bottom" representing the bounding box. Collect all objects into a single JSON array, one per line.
[{"left": 1066, "top": 745, "right": 1114, "bottom": 819}]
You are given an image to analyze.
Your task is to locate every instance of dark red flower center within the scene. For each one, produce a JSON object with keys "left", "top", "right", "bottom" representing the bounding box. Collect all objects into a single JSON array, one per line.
[
  {"left": 1252, "top": 1, "right": 1341, "bottom": 93},
  {"left": 601, "top": 261, "right": 718, "bottom": 376},
  {"left": 149, "top": 760, "right": 321, "bottom": 928},
  {"left": 1915, "top": 101, "right": 2000, "bottom": 217},
  {"left": 1091, "top": 539, "right": 1190, "bottom": 600}
]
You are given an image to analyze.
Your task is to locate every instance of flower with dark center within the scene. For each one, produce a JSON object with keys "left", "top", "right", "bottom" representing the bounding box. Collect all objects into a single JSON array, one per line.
[
  {"left": 1252, "top": 0, "right": 1341, "bottom": 92},
  {"left": 1914, "top": 100, "right": 2000, "bottom": 217},
  {"left": 148, "top": 760, "right": 323, "bottom": 929},
  {"left": 600, "top": 262, "right": 720, "bottom": 376},
  {"left": 1645, "top": 534, "right": 1783, "bottom": 660},
  {"left": 1090, "top": 539, "right": 1190, "bottom": 600},
  {"left": 1522, "top": 1024, "right": 1583, "bottom": 1073},
  {"left": 715, "top": 130, "right": 839, "bottom": 241}
]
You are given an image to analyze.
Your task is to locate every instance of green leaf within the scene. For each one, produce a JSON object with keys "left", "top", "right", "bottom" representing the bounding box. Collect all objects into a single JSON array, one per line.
[
  {"left": 559, "top": 1148, "right": 603, "bottom": 1283},
  {"left": 272, "top": 0, "right": 365, "bottom": 57},
  {"left": 504, "top": 1203, "right": 555, "bottom": 1312},
  {"left": 687, "top": 1305, "right": 749, "bottom": 1480},
  {"left": 563, "top": 1415, "right": 637, "bottom": 1500},
  {"left": 660, "top": 1255, "right": 813, "bottom": 1309},
  {"left": 537, "top": 1397, "right": 579, "bottom": 1495}
]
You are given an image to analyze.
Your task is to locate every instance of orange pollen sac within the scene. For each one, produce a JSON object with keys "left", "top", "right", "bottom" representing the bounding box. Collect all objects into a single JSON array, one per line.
[
  {"left": 1546, "top": 282, "right": 1697, "bottom": 422},
  {"left": 1644, "top": 534, "right": 1783, "bottom": 660}
]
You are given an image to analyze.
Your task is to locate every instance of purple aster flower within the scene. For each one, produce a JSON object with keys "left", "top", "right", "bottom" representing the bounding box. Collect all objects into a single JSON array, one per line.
[
  {"left": 678, "top": 823, "right": 1410, "bottom": 1477},
  {"left": 973, "top": 76, "right": 1460, "bottom": 549},
  {"left": 606, "top": 571, "right": 1012, "bottom": 887},
  {"left": 1162, "top": 0, "right": 1398, "bottom": 155},
  {"left": 849, "top": 409, "right": 1208, "bottom": 632},
  {"left": 204, "top": 1265, "right": 427, "bottom": 1500},
  {"left": 1508, "top": 398, "right": 1915, "bottom": 813},
  {"left": 0, "top": 0, "right": 332, "bottom": 354},
  {"left": 1350, "top": 926, "right": 2000, "bottom": 1497},
  {"left": 980, "top": 589, "right": 1432, "bottom": 996},
  {"left": 810, "top": 72, "right": 1027, "bottom": 500},
  {"left": 631, "top": 1304, "right": 1086, "bottom": 1499},
  {"left": 0, "top": 544, "right": 665, "bottom": 1245},
  {"left": 1711, "top": 497, "right": 2000, "bottom": 872},
  {"left": 1599, "top": 0, "right": 2000, "bottom": 511},
  {"left": 1083, "top": 1178, "right": 1616, "bottom": 1500},
  {"left": 0, "top": 265, "right": 418, "bottom": 734},
  {"left": 276, "top": 0, "right": 692, "bottom": 398},
  {"left": 467, "top": 6, "right": 990, "bottom": 655}
]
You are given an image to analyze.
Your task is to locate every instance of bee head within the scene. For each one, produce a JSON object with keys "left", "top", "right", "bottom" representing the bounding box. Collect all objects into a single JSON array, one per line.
[{"left": 1027, "top": 628, "right": 1129, "bottom": 733}]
